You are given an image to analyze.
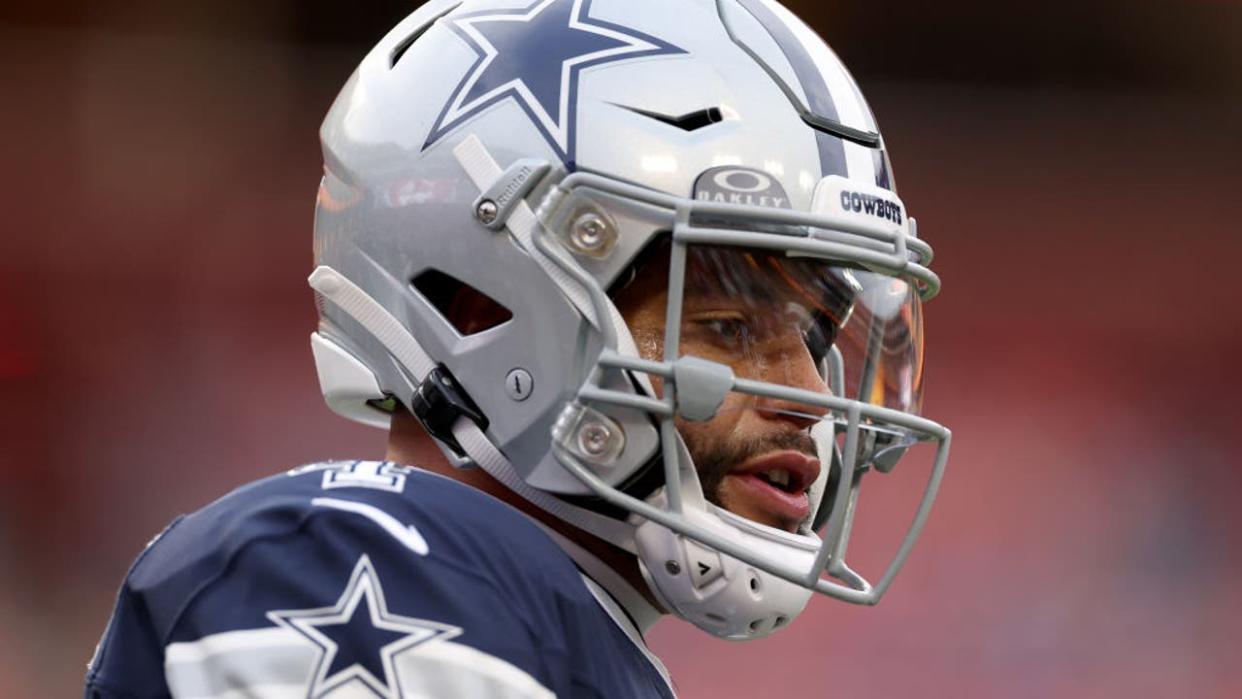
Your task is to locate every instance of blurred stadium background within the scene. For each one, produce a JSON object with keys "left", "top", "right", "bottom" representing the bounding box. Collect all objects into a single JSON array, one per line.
[{"left": 2, "top": 1, "right": 1240, "bottom": 696}]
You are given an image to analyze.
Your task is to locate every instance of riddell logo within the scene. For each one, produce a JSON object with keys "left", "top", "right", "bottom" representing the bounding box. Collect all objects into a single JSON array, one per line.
[{"left": 840, "top": 190, "right": 903, "bottom": 224}]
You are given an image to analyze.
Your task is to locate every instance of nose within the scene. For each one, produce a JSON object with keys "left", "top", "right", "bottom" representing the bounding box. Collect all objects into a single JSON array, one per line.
[{"left": 753, "top": 332, "right": 831, "bottom": 428}]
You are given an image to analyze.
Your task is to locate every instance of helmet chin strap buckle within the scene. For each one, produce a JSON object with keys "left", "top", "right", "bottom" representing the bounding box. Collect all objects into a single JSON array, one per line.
[{"left": 411, "top": 364, "right": 489, "bottom": 458}]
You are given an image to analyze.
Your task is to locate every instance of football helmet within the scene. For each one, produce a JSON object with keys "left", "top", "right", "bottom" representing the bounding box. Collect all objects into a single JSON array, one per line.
[{"left": 310, "top": 0, "right": 950, "bottom": 639}]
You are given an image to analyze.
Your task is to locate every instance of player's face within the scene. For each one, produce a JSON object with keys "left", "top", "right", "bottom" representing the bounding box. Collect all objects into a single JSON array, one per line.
[{"left": 614, "top": 245, "right": 846, "bottom": 533}]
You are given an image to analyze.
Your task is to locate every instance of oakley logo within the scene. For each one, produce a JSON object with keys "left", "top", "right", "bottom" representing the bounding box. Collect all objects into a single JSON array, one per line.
[
  {"left": 694, "top": 166, "right": 790, "bottom": 209},
  {"left": 839, "top": 190, "right": 903, "bottom": 224},
  {"left": 712, "top": 168, "right": 772, "bottom": 193}
]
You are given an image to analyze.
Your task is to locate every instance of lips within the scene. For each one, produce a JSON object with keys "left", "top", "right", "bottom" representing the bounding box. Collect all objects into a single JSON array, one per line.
[{"left": 724, "top": 450, "right": 821, "bottom": 530}]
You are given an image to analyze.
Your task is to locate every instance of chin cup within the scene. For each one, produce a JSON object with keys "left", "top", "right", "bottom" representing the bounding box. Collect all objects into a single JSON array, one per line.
[{"left": 633, "top": 505, "right": 817, "bottom": 640}]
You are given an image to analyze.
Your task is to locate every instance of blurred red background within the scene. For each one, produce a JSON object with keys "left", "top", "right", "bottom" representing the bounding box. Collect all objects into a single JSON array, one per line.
[{"left": 2, "top": 1, "right": 1240, "bottom": 696}]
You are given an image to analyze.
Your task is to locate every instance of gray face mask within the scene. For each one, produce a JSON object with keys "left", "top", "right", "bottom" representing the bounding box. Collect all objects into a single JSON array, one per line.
[{"left": 534, "top": 169, "right": 946, "bottom": 625}]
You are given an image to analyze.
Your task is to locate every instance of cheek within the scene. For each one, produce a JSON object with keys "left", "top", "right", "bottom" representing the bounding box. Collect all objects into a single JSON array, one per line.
[
  {"left": 716, "top": 390, "right": 750, "bottom": 416},
  {"left": 635, "top": 333, "right": 663, "bottom": 364}
]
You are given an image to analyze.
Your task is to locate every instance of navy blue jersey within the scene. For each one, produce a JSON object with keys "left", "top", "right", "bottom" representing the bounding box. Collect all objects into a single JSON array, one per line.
[{"left": 86, "top": 461, "right": 675, "bottom": 698}]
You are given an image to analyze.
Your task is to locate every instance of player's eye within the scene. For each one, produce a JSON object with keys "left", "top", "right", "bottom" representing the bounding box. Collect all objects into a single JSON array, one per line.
[{"left": 690, "top": 315, "right": 750, "bottom": 348}]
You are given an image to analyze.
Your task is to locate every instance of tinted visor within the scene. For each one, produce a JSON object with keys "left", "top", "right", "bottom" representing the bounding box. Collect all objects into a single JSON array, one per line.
[{"left": 614, "top": 239, "right": 925, "bottom": 418}]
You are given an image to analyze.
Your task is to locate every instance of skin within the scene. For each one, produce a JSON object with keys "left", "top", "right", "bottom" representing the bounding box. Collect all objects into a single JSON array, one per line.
[
  {"left": 611, "top": 251, "right": 830, "bottom": 534},
  {"left": 387, "top": 249, "right": 833, "bottom": 608}
]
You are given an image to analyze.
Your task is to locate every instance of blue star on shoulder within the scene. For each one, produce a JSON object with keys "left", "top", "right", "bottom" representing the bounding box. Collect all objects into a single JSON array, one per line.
[
  {"left": 426, "top": 0, "right": 686, "bottom": 167},
  {"left": 268, "top": 555, "right": 461, "bottom": 698}
]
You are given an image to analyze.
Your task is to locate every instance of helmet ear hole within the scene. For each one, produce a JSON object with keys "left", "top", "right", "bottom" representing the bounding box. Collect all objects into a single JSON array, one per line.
[{"left": 411, "top": 269, "right": 513, "bottom": 336}]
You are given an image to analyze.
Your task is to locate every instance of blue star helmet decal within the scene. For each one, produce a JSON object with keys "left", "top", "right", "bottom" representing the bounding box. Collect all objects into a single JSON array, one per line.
[
  {"left": 426, "top": 0, "right": 686, "bottom": 168},
  {"left": 268, "top": 555, "right": 461, "bottom": 698}
]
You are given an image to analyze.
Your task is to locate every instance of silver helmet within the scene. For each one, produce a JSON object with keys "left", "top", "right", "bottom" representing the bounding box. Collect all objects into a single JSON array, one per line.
[{"left": 311, "top": 0, "right": 950, "bottom": 640}]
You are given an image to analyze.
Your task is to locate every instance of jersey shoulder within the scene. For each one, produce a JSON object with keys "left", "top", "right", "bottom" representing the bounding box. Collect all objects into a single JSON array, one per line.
[
  {"left": 88, "top": 461, "right": 599, "bottom": 698},
  {"left": 133, "top": 461, "right": 588, "bottom": 638}
]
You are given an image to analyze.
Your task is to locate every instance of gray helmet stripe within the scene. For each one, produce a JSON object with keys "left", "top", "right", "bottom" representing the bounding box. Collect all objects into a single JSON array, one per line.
[
  {"left": 729, "top": 0, "right": 847, "bottom": 179},
  {"left": 754, "top": 0, "right": 878, "bottom": 184}
]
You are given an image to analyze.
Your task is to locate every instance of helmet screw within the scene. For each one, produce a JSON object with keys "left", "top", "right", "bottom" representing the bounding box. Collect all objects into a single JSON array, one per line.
[
  {"left": 570, "top": 212, "right": 609, "bottom": 252},
  {"left": 504, "top": 368, "right": 532, "bottom": 401},
  {"left": 577, "top": 420, "right": 612, "bottom": 456},
  {"left": 475, "top": 199, "right": 499, "bottom": 225},
  {"left": 665, "top": 560, "right": 681, "bottom": 576}
]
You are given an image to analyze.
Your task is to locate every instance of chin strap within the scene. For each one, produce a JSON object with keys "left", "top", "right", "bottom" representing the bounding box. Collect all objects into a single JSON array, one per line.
[
  {"left": 450, "top": 418, "right": 635, "bottom": 549},
  {"left": 309, "top": 265, "right": 636, "bottom": 551}
]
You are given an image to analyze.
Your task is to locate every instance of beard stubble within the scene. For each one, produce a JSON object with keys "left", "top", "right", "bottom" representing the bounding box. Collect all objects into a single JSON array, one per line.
[{"left": 683, "top": 426, "right": 819, "bottom": 509}]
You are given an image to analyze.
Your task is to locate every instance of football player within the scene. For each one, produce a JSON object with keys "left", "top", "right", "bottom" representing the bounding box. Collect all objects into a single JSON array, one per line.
[{"left": 86, "top": 0, "right": 950, "bottom": 696}]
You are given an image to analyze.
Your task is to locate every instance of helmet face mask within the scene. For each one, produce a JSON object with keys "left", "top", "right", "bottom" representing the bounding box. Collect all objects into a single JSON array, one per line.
[
  {"left": 310, "top": 0, "right": 951, "bottom": 641},
  {"left": 531, "top": 169, "right": 949, "bottom": 636}
]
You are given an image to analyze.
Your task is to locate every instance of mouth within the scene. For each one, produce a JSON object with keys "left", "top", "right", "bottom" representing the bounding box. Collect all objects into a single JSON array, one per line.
[{"left": 723, "top": 450, "right": 821, "bottom": 532}]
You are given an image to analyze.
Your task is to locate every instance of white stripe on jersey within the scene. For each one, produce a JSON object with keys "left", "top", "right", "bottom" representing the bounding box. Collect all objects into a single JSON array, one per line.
[
  {"left": 394, "top": 640, "right": 555, "bottom": 699},
  {"left": 164, "top": 628, "right": 553, "bottom": 699}
]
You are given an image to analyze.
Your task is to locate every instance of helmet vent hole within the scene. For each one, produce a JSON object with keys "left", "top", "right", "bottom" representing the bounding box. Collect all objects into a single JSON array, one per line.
[
  {"left": 704, "top": 612, "right": 727, "bottom": 624},
  {"left": 774, "top": 615, "right": 788, "bottom": 628},
  {"left": 390, "top": 3, "right": 462, "bottom": 68},
  {"left": 411, "top": 269, "right": 512, "bottom": 336},
  {"left": 748, "top": 619, "right": 764, "bottom": 633},
  {"left": 620, "top": 105, "right": 724, "bottom": 132},
  {"left": 748, "top": 573, "right": 762, "bottom": 598}
]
